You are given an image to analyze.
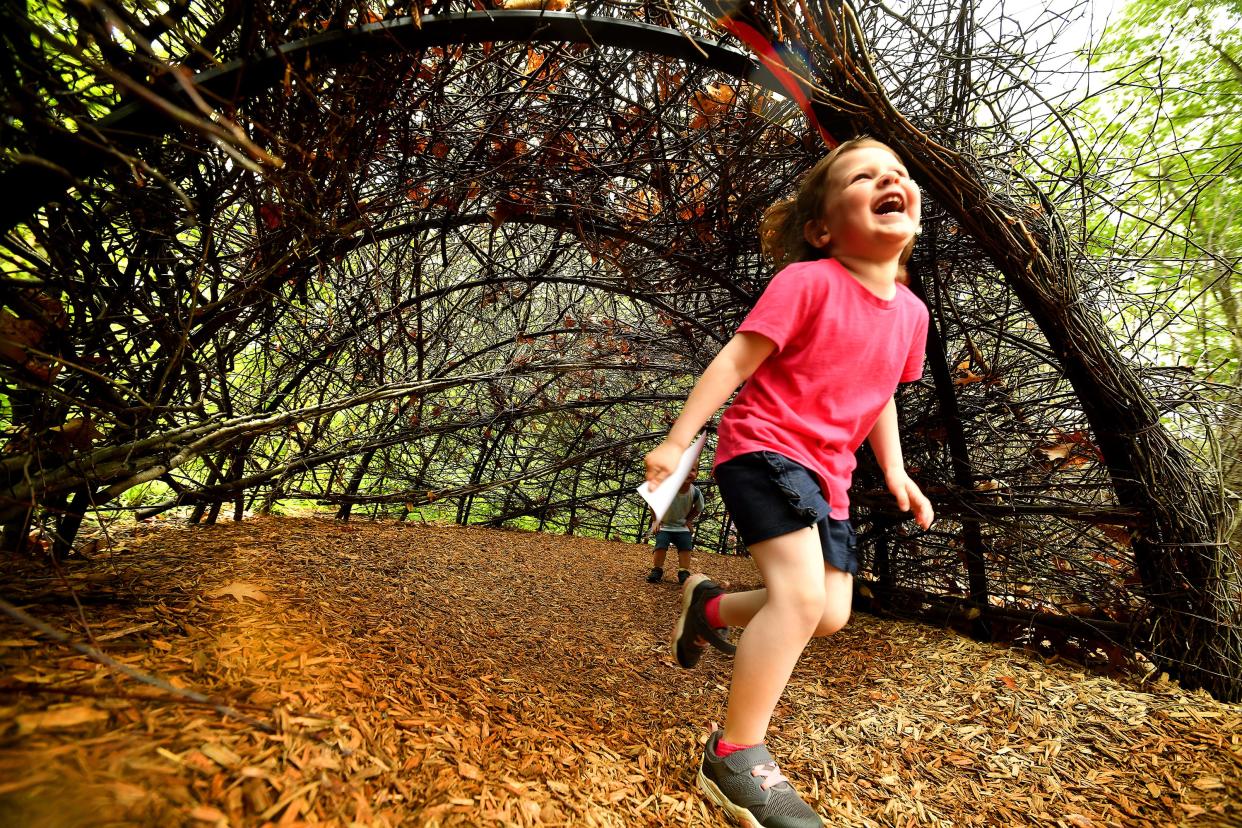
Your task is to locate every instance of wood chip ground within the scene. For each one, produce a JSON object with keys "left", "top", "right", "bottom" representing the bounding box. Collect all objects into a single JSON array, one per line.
[{"left": 0, "top": 517, "right": 1238, "bottom": 826}]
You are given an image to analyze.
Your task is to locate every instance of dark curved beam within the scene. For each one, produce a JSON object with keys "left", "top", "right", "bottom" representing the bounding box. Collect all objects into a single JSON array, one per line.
[{"left": 1, "top": 11, "right": 849, "bottom": 236}]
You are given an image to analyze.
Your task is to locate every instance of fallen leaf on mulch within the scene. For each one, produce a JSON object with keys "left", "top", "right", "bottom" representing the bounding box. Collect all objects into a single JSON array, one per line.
[{"left": 203, "top": 581, "right": 267, "bottom": 602}]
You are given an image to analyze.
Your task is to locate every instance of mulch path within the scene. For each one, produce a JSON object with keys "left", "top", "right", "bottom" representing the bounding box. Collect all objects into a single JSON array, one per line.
[{"left": 0, "top": 516, "right": 1238, "bottom": 827}]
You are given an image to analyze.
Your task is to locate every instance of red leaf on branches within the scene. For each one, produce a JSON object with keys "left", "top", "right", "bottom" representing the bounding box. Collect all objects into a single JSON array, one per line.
[
  {"left": 1035, "top": 430, "right": 1102, "bottom": 467},
  {"left": 259, "top": 203, "right": 282, "bottom": 229},
  {"left": 0, "top": 310, "right": 43, "bottom": 363}
]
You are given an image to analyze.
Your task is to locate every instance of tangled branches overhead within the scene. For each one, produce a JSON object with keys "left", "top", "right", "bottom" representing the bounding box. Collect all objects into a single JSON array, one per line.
[
  {"left": 1, "top": 2, "right": 811, "bottom": 530},
  {"left": 1, "top": 0, "right": 1238, "bottom": 700}
]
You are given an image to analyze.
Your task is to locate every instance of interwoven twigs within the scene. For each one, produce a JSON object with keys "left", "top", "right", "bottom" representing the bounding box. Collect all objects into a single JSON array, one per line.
[{"left": 1, "top": 0, "right": 1238, "bottom": 699}]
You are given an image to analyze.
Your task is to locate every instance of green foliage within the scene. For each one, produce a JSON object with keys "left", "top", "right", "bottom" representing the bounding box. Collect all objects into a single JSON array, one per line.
[
  {"left": 1072, "top": 0, "right": 1242, "bottom": 381},
  {"left": 118, "top": 479, "right": 174, "bottom": 509}
]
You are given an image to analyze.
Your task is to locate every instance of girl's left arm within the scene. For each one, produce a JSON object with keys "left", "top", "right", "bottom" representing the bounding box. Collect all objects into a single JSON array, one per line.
[{"left": 867, "top": 396, "right": 934, "bottom": 529}]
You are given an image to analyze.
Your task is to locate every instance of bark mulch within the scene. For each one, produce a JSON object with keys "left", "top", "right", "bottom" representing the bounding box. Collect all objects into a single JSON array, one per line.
[{"left": 0, "top": 516, "right": 1238, "bottom": 827}]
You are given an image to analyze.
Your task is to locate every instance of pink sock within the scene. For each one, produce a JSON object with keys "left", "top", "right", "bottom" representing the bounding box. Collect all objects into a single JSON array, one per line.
[
  {"left": 704, "top": 594, "right": 726, "bottom": 629},
  {"left": 716, "top": 737, "right": 757, "bottom": 757}
]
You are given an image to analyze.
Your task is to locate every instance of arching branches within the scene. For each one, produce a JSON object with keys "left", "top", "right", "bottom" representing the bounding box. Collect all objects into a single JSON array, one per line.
[{"left": 1, "top": 0, "right": 1238, "bottom": 700}]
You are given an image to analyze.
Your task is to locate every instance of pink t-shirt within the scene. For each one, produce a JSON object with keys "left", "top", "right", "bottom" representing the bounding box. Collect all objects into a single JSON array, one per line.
[{"left": 714, "top": 258, "right": 929, "bottom": 519}]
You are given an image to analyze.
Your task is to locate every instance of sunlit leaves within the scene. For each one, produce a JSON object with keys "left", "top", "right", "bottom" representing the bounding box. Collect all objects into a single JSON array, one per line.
[{"left": 1060, "top": 0, "right": 1242, "bottom": 380}]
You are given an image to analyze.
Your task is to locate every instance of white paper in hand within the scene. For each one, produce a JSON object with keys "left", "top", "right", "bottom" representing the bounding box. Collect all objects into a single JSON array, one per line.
[{"left": 636, "top": 432, "right": 707, "bottom": 524}]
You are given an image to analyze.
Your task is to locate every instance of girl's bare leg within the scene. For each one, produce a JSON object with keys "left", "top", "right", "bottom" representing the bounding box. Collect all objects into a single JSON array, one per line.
[
  {"left": 813, "top": 564, "right": 852, "bottom": 637},
  {"left": 716, "top": 558, "right": 852, "bottom": 636},
  {"left": 719, "top": 526, "right": 826, "bottom": 746}
]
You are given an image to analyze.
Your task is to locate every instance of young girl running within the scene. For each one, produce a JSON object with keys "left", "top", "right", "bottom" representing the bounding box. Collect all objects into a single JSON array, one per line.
[{"left": 644, "top": 137, "right": 935, "bottom": 828}]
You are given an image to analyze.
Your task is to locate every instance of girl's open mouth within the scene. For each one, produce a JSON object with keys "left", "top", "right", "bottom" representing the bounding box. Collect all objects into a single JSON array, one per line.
[{"left": 874, "top": 194, "right": 906, "bottom": 215}]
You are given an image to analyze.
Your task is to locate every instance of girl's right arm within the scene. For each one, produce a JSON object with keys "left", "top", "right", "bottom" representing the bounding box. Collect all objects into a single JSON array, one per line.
[{"left": 644, "top": 331, "right": 775, "bottom": 486}]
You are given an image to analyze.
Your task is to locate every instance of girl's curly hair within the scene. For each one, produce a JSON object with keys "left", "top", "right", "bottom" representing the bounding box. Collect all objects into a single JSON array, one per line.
[{"left": 759, "top": 137, "right": 916, "bottom": 274}]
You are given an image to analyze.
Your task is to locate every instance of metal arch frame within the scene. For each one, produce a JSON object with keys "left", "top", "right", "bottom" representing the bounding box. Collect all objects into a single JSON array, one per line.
[{"left": 2, "top": 11, "right": 845, "bottom": 235}]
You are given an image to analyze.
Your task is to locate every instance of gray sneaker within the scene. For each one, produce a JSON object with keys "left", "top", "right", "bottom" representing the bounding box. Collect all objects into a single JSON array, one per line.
[{"left": 698, "top": 730, "right": 823, "bottom": 828}]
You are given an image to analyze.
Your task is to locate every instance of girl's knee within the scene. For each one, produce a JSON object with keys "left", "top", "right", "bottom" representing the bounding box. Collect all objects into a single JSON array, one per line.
[
  {"left": 774, "top": 584, "right": 827, "bottom": 631},
  {"left": 813, "top": 604, "right": 851, "bottom": 637}
]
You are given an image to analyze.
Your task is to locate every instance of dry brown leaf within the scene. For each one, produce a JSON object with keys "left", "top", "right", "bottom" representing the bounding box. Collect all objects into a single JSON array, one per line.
[
  {"left": 1036, "top": 442, "right": 1072, "bottom": 461},
  {"left": 204, "top": 581, "right": 268, "bottom": 602}
]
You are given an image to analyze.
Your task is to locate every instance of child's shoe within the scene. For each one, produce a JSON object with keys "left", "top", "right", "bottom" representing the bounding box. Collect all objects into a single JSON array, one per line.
[
  {"left": 677, "top": 569, "right": 691, "bottom": 584},
  {"left": 698, "top": 730, "right": 823, "bottom": 827},
  {"left": 646, "top": 567, "right": 663, "bottom": 583},
  {"left": 672, "top": 574, "right": 735, "bottom": 668}
]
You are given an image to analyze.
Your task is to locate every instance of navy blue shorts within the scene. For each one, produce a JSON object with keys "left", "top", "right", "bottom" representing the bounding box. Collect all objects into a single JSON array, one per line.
[
  {"left": 654, "top": 530, "right": 694, "bottom": 551},
  {"left": 714, "top": 451, "right": 858, "bottom": 575}
]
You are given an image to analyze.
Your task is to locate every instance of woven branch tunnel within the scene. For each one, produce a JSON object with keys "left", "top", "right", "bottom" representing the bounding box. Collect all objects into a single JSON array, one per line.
[{"left": 1, "top": 0, "right": 1238, "bottom": 700}]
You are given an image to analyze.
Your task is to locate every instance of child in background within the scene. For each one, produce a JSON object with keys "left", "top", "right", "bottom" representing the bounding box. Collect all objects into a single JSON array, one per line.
[
  {"left": 645, "top": 137, "right": 935, "bottom": 828},
  {"left": 646, "top": 469, "right": 704, "bottom": 584}
]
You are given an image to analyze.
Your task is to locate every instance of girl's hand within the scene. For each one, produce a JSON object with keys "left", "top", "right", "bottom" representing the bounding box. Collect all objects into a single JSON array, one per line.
[
  {"left": 885, "top": 468, "right": 934, "bottom": 529},
  {"left": 644, "top": 440, "right": 684, "bottom": 487}
]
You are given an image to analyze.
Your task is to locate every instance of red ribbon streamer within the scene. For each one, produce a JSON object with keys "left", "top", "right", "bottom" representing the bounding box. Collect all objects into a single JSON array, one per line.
[{"left": 716, "top": 16, "right": 837, "bottom": 149}]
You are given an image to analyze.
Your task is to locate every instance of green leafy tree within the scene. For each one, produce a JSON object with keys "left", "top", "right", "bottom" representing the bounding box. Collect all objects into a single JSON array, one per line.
[{"left": 1069, "top": 0, "right": 1241, "bottom": 536}]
